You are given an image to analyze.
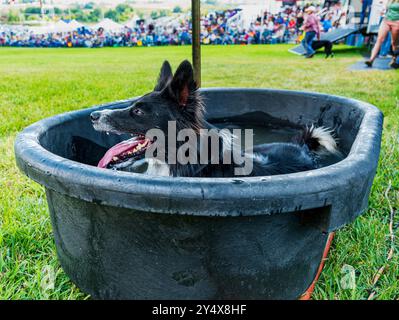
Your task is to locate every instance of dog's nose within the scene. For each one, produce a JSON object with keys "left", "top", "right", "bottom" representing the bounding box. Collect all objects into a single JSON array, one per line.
[{"left": 90, "top": 111, "right": 101, "bottom": 122}]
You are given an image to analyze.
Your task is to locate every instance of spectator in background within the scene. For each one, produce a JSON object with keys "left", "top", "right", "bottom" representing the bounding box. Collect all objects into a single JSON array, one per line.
[
  {"left": 331, "top": 2, "right": 344, "bottom": 28},
  {"left": 267, "top": 16, "right": 275, "bottom": 34},
  {"left": 0, "top": 6, "right": 337, "bottom": 49},
  {"left": 296, "top": 11, "right": 304, "bottom": 32},
  {"left": 322, "top": 13, "right": 333, "bottom": 32},
  {"left": 94, "top": 27, "right": 105, "bottom": 47},
  {"left": 324, "top": 0, "right": 335, "bottom": 10},
  {"left": 301, "top": 6, "right": 320, "bottom": 58}
]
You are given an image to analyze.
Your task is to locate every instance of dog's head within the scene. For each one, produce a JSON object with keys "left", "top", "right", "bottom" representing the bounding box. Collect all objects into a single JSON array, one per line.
[
  {"left": 91, "top": 60, "right": 204, "bottom": 169},
  {"left": 91, "top": 60, "right": 203, "bottom": 136}
]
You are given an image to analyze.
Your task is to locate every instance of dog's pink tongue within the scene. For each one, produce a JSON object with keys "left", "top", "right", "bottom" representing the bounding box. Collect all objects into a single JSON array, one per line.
[{"left": 98, "top": 138, "right": 140, "bottom": 168}]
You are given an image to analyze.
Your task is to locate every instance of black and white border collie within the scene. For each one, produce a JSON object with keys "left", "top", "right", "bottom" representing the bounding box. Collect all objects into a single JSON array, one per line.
[{"left": 91, "top": 60, "right": 340, "bottom": 177}]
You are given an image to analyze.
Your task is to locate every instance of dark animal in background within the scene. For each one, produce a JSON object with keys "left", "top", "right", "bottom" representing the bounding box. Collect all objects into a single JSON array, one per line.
[{"left": 312, "top": 40, "right": 334, "bottom": 58}]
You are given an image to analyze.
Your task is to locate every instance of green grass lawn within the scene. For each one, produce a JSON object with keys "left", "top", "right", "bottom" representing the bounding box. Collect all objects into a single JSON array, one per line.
[{"left": 0, "top": 44, "right": 398, "bottom": 300}]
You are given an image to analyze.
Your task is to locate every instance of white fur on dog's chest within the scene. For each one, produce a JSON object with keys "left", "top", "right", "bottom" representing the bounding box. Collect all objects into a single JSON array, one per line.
[{"left": 145, "top": 158, "right": 171, "bottom": 176}]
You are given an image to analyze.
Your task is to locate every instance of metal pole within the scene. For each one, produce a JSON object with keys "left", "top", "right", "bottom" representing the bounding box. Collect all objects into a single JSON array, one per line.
[
  {"left": 39, "top": 0, "right": 44, "bottom": 20},
  {"left": 192, "top": 0, "right": 201, "bottom": 87}
]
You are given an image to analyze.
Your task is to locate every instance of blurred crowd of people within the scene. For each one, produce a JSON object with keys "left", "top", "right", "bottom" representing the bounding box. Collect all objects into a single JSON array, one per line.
[{"left": 0, "top": 4, "right": 345, "bottom": 48}]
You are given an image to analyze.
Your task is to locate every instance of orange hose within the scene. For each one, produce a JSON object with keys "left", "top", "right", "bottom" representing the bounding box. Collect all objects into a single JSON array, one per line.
[{"left": 299, "top": 232, "right": 335, "bottom": 300}]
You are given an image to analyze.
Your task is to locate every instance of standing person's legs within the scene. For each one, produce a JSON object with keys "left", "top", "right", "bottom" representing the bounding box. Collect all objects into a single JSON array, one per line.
[
  {"left": 366, "top": 20, "right": 390, "bottom": 66},
  {"left": 388, "top": 21, "right": 399, "bottom": 52},
  {"left": 360, "top": 0, "right": 372, "bottom": 25},
  {"left": 360, "top": 1, "right": 366, "bottom": 25},
  {"left": 302, "top": 31, "right": 316, "bottom": 56},
  {"left": 388, "top": 20, "right": 399, "bottom": 66},
  {"left": 307, "top": 31, "right": 316, "bottom": 56},
  {"left": 380, "top": 32, "right": 392, "bottom": 56}
]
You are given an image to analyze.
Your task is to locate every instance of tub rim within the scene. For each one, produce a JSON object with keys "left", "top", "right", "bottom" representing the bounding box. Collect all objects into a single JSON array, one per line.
[{"left": 14, "top": 88, "right": 383, "bottom": 217}]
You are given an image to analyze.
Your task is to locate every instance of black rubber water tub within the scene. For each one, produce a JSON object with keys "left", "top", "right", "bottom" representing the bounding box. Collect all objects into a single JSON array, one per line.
[{"left": 15, "top": 88, "right": 383, "bottom": 299}]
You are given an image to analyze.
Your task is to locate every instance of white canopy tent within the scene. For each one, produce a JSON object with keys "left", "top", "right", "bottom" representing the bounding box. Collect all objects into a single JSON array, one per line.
[
  {"left": 68, "top": 20, "right": 85, "bottom": 31},
  {"left": 93, "top": 18, "right": 124, "bottom": 32},
  {"left": 29, "top": 20, "right": 66, "bottom": 34},
  {"left": 29, "top": 20, "right": 86, "bottom": 35},
  {"left": 124, "top": 15, "right": 141, "bottom": 28},
  {"left": 47, "top": 20, "right": 71, "bottom": 33}
]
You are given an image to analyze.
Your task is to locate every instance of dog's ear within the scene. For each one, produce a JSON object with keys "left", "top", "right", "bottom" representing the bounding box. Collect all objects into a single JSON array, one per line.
[
  {"left": 169, "top": 60, "right": 197, "bottom": 107},
  {"left": 154, "top": 61, "right": 173, "bottom": 91}
]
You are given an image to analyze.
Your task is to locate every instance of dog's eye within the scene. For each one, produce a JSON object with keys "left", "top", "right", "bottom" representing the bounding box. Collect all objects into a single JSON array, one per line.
[{"left": 131, "top": 108, "right": 144, "bottom": 116}]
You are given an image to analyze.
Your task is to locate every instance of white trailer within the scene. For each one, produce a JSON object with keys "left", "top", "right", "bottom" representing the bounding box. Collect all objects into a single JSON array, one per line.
[{"left": 343, "top": 0, "right": 388, "bottom": 33}]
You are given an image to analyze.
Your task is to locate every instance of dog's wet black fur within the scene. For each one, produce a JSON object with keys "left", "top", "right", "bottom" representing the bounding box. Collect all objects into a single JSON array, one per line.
[{"left": 91, "top": 60, "right": 339, "bottom": 177}]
